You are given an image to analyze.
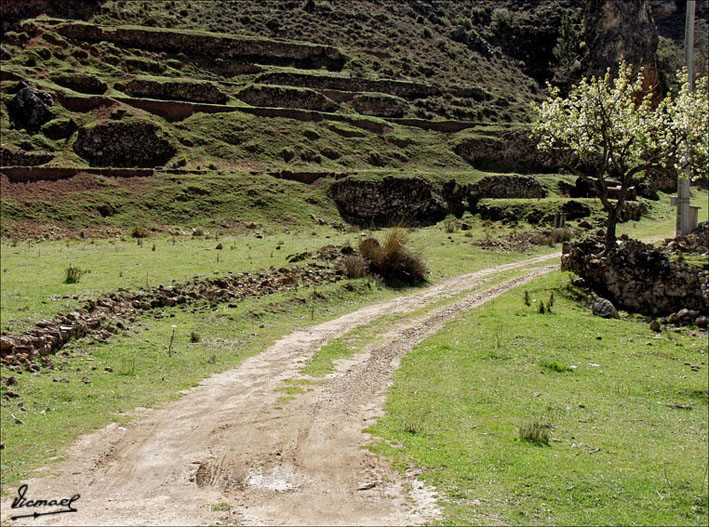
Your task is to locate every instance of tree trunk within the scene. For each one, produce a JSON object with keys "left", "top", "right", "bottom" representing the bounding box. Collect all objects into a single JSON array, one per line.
[{"left": 605, "top": 207, "right": 618, "bottom": 251}]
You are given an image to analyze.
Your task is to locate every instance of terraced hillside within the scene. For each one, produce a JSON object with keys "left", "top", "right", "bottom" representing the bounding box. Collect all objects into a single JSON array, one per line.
[{"left": 1, "top": 0, "right": 706, "bottom": 238}]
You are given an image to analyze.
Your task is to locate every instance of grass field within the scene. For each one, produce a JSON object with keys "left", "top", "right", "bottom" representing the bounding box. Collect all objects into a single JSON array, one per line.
[{"left": 367, "top": 271, "right": 708, "bottom": 526}]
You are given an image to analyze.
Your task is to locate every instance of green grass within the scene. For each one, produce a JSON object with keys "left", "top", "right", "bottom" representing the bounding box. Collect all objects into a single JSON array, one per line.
[
  {"left": 0, "top": 278, "right": 398, "bottom": 489},
  {"left": 367, "top": 271, "right": 708, "bottom": 526}
]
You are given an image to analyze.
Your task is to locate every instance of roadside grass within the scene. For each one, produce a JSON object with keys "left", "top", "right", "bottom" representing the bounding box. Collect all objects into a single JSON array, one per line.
[
  {"left": 0, "top": 225, "right": 559, "bottom": 333},
  {"left": 367, "top": 271, "right": 708, "bottom": 526},
  {"left": 0, "top": 278, "right": 401, "bottom": 490}
]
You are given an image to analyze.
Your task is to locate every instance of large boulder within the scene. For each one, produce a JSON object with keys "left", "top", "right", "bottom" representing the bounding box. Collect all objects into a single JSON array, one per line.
[
  {"left": 6, "top": 81, "right": 54, "bottom": 130},
  {"left": 330, "top": 176, "right": 448, "bottom": 227},
  {"left": 73, "top": 120, "right": 176, "bottom": 167}
]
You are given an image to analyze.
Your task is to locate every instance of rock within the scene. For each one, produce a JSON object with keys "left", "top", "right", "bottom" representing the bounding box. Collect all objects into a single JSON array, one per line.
[
  {"left": 6, "top": 82, "right": 54, "bottom": 129},
  {"left": 73, "top": 120, "right": 176, "bottom": 167},
  {"left": 572, "top": 277, "right": 586, "bottom": 288},
  {"left": 584, "top": 0, "right": 660, "bottom": 92},
  {"left": 561, "top": 200, "right": 591, "bottom": 220},
  {"left": 42, "top": 118, "right": 78, "bottom": 140},
  {"left": 450, "top": 25, "right": 470, "bottom": 45},
  {"left": 649, "top": 320, "right": 661, "bottom": 332},
  {"left": 592, "top": 298, "right": 619, "bottom": 319},
  {"left": 696, "top": 316, "right": 708, "bottom": 328},
  {"left": 578, "top": 220, "right": 593, "bottom": 229}
]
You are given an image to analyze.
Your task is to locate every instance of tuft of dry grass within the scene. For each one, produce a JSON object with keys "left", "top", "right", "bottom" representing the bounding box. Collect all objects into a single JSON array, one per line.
[
  {"left": 359, "top": 227, "right": 427, "bottom": 286},
  {"left": 341, "top": 255, "right": 368, "bottom": 278}
]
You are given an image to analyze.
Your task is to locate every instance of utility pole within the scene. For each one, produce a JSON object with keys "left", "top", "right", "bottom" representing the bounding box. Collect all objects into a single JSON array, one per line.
[{"left": 673, "top": 0, "right": 697, "bottom": 236}]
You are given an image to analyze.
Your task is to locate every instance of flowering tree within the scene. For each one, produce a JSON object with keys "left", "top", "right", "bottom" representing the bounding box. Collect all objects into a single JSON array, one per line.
[{"left": 532, "top": 62, "right": 708, "bottom": 251}]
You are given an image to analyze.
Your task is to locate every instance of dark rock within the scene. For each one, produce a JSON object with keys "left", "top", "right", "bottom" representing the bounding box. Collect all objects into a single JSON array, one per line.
[
  {"left": 467, "top": 175, "right": 546, "bottom": 207},
  {"left": 562, "top": 236, "right": 709, "bottom": 316},
  {"left": 561, "top": 200, "right": 591, "bottom": 220},
  {"left": 73, "top": 120, "right": 176, "bottom": 167},
  {"left": 6, "top": 82, "right": 54, "bottom": 130},
  {"left": 42, "top": 118, "right": 77, "bottom": 140},
  {"left": 592, "top": 298, "right": 620, "bottom": 319},
  {"left": 649, "top": 320, "right": 661, "bottom": 332},
  {"left": 696, "top": 316, "right": 708, "bottom": 328}
]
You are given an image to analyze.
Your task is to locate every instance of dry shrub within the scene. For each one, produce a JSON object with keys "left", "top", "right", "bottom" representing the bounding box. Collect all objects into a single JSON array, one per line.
[
  {"left": 359, "top": 227, "right": 428, "bottom": 286},
  {"left": 131, "top": 226, "right": 150, "bottom": 238},
  {"left": 341, "top": 255, "right": 368, "bottom": 278}
]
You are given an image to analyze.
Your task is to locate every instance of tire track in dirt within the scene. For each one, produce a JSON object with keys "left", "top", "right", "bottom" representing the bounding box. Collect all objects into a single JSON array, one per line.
[{"left": 2, "top": 254, "right": 559, "bottom": 526}]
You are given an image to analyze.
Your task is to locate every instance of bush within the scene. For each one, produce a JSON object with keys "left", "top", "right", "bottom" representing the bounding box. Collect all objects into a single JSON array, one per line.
[
  {"left": 491, "top": 8, "right": 512, "bottom": 26},
  {"left": 423, "top": 27, "right": 433, "bottom": 39},
  {"left": 131, "top": 226, "right": 150, "bottom": 239},
  {"left": 64, "top": 265, "right": 87, "bottom": 284},
  {"left": 341, "top": 255, "right": 368, "bottom": 278},
  {"left": 359, "top": 227, "right": 428, "bottom": 286},
  {"left": 190, "top": 331, "right": 201, "bottom": 343}
]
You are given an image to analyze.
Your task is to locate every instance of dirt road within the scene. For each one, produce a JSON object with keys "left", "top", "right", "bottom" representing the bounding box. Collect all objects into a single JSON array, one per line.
[{"left": 2, "top": 254, "right": 559, "bottom": 526}]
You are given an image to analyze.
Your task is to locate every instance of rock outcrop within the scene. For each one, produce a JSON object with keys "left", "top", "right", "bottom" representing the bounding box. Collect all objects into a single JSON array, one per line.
[
  {"left": 73, "top": 120, "right": 176, "bottom": 167},
  {"left": 330, "top": 176, "right": 448, "bottom": 226},
  {"left": 6, "top": 81, "right": 54, "bottom": 130},
  {"left": 118, "top": 78, "right": 228, "bottom": 104},
  {"left": 583, "top": 0, "right": 660, "bottom": 92},
  {"left": 237, "top": 85, "right": 338, "bottom": 112},
  {"left": 562, "top": 236, "right": 708, "bottom": 316}
]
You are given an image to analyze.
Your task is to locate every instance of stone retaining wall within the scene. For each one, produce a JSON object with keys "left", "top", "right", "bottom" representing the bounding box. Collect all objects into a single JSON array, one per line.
[{"left": 561, "top": 236, "right": 708, "bottom": 316}]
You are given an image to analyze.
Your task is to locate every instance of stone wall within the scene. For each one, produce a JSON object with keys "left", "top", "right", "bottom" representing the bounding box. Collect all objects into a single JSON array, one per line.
[
  {"left": 454, "top": 129, "right": 560, "bottom": 173},
  {"left": 118, "top": 78, "right": 228, "bottom": 104},
  {"left": 351, "top": 93, "right": 407, "bottom": 117},
  {"left": 57, "top": 22, "right": 347, "bottom": 70},
  {"left": 73, "top": 120, "right": 176, "bottom": 167},
  {"left": 237, "top": 85, "right": 338, "bottom": 112},
  {"left": 256, "top": 72, "right": 440, "bottom": 99},
  {"left": 561, "top": 236, "right": 708, "bottom": 316},
  {"left": 330, "top": 176, "right": 449, "bottom": 226},
  {"left": 467, "top": 175, "right": 547, "bottom": 204}
]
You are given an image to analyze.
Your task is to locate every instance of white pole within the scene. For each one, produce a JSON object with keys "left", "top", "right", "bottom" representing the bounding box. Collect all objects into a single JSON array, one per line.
[{"left": 677, "top": 0, "right": 695, "bottom": 236}]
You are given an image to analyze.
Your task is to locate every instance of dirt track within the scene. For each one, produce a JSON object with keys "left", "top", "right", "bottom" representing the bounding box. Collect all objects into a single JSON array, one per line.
[{"left": 2, "top": 254, "right": 559, "bottom": 526}]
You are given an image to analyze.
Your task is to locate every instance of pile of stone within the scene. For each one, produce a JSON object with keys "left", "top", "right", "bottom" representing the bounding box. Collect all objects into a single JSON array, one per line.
[
  {"left": 1, "top": 264, "right": 339, "bottom": 371},
  {"left": 562, "top": 235, "right": 708, "bottom": 318},
  {"left": 661, "top": 222, "right": 709, "bottom": 255}
]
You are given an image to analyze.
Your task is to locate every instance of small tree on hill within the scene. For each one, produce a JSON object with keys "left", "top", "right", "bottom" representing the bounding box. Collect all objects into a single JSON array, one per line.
[{"left": 532, "top": 62, "right": 708, "bottom": 251}]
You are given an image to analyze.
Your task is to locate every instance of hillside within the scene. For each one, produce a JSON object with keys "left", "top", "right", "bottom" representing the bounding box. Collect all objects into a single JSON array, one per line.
[{"left": 0, "top": 0, "right": 707, "bottom": 239}]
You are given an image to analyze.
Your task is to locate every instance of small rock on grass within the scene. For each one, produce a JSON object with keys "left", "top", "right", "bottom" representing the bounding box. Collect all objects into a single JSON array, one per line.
[
  {"left": 592, "top": 298, "right": 619, "bottom": 319},
  {"left": 649, "top": 320, "right": 661, "bottom": 332}
]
